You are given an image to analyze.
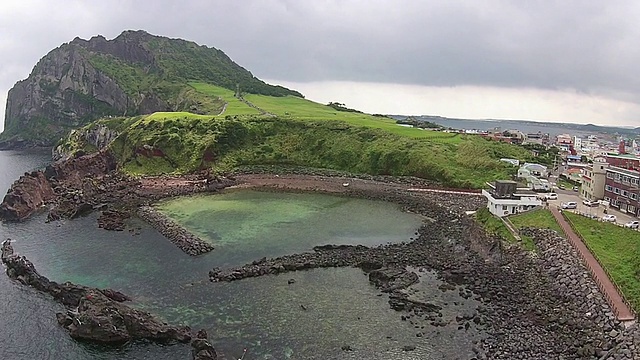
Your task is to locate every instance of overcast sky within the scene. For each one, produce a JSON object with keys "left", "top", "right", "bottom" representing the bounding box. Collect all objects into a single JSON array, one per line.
[{"left": 2, "top": 0, "right": 640, "bottom": 130}]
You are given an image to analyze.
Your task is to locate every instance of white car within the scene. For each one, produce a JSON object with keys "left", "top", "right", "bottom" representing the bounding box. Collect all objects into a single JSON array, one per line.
[
  {"left": 624, "top": 221, "right": 640, "bottom": 229},
  {"left": 561, "top": 202, "right": 577, "bottom": 209},
  {"left": 546, "top": 193, "right": 558, "bottom": 200},
  {"left": 602, "top": 214, "right": 617, "bottom": 222},
  {"left": 582, "top": 199, "right": 599, "bottom": 207}
]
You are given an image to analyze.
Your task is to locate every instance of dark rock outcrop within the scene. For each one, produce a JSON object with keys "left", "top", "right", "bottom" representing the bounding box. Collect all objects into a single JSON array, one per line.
[
  {"left": 0, "top": 171, "right": 55, "bottom": 221},
  {"left": 137, "top": 206, "right": 214, "bottom": 256},
  {"left": 1, "top": 239, "right": 192, "bottom": 344},
  {"left": 191, "top": 329, "right": 217, "bottom": 360}
]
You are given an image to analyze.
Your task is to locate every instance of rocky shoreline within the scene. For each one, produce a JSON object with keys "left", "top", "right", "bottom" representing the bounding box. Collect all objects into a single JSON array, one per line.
[
  {"left": 1, "top": 150, "right": 639, "bottom": 358},
  {"left": 138, "top": 206, "right": 214, "bottom": 256},
  {"left": 207, "top": 185, "right": 638, "bottom": 360},
  {"left": 1, "top": 239, "right": 191, "bottom": 343}
]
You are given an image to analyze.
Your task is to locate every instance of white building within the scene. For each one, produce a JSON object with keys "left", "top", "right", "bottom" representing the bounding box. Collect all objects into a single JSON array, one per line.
[
  {"left": 574, "top": 136, "right": 583, "bottom": 151},
  {"left": 482, "top": 180, "right": 542, "bottom": 217},
  {"left": 517, "top": 163, "right": 549, "bottom": 178}
]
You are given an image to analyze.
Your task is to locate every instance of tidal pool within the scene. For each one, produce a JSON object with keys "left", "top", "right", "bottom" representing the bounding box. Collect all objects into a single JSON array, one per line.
[
  {"left": 156, "top": 190, "right": 425, "bottom": 265},
  {"left": 2, "top": 185, "right": 479, "bottom": 359}
]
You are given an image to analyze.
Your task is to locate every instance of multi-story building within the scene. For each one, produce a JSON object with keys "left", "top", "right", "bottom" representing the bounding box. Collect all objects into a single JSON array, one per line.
[
  {"left": 603, "top": 166, "right": 640, "bottom": 216},
  {"left": 605, "top": 153, "right": 640, "bottom": 171},
  {"left": 581, "top": 161, "right": 608, "bottom": 201}
]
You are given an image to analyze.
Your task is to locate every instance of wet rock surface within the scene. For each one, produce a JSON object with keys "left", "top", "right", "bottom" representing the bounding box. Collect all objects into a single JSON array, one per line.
[
  {"left": 1, "top": 239, "right": 193, "bottom": 345},
  {"left": 208, "top": 186, "right": 637, "bottom": 360},
  {"left": 0, "top": 170, "right": 55, "bottom": 221},
  {"left": 191, "top": 329, "right": 217, "bottom": 360},
  {"left": 138, "top": 206, "right": 214, "bottom": 256},
  {"left": 97, "top": 209, "right": 130, "bottom": 231}
]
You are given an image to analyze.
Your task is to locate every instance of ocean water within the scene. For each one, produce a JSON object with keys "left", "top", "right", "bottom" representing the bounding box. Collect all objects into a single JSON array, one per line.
[{"left": 0, "top": 150, "right": 479, "bottom": 359}]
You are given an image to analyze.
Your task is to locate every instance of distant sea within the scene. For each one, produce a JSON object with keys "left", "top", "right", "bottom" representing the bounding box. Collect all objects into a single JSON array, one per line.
[
  {"left": 390, "top": 115, "right": 627, "bottom": 139},
  {"left": 424, "top": 118, "right": 597, "bottom": 138}
]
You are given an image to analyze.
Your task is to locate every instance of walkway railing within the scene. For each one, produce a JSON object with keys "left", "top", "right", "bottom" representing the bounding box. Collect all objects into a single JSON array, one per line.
[{"left": 550, "top": 207, "right": 635, "bottom": 322}]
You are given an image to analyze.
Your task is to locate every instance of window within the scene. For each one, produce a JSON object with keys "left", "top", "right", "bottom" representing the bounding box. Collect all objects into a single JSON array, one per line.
[
  {"left": 631, "top": 193, "right": 638, "bottom": 200},
  {"left": 604, "top": 196, "right": 611, "bottom": 201},
  {"left": 614, "top": 188, "right": 621, "bottom": 194},
  {"left": 623, "top": 176, "right": 630, "bottom": 183},
  {"left": 606, "top": 185, "right": 613, "bottom": 192},
  {"left": 607, "top": 172, "right": 614, "bottom": 179},
  {"left": 629, "top": 205, "right": 636, "bottom": 214},
  {"left": 622, "top": 190, "right": 628, "bottom": 197},
  {"left": 502, "top": 205, "right": 507, "bottom": 210}
]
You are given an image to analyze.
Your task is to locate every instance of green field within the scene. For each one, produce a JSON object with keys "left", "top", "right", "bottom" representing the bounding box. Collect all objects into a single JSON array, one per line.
[
  {"left": 188, "top": 82, "right": 261, "bottom": 116},
  {"left": 510, "top": 209, "right": 563, "bottom": 234},
  {"left": 564, "top": 212, "right": 640, "bottom": 312},
  {"left": 190, "top": 82, "right": 462, "bottom": 141}
]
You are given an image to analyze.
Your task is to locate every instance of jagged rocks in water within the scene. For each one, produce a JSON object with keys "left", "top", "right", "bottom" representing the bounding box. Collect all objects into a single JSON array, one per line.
[
  {"left": 368, "top": 267, "right": 419, "bottom": 292},
  {"left": 97, "top": 209, "right": 130, "bottom": 231},
  {"left": 1, "top": 239, "right": 191, "bottom": 345},
  {"left": 191, "top": 329, "right": 217, "bottom": 360},
  {"left": 0, "top": 171, "right": 55, "bottom": 221}
]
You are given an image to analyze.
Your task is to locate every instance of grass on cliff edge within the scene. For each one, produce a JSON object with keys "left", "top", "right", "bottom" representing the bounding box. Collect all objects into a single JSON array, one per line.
[
  {"left": 510, "top": 209, "right": 563, "bottom": 234},
  {"left": 564, "top": 212, "right": 640, "bottom": 313},
  {"left": 475, "top": 208, "right": 537, "bottom": 251},
  {"left": 102, "top": 113, "right": 525, "bottom": 188},
  {"left": 190, "top": 82, "right": 462, "bottom": 141}
]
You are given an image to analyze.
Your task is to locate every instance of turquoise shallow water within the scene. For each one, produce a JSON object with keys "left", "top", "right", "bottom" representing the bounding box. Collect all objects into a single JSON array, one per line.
[
  {"left": 157, "top": 190, "right": 424, "bottom": 265},
  {"left": 0, "top": 151, "right": 479, "bottom": 359}
]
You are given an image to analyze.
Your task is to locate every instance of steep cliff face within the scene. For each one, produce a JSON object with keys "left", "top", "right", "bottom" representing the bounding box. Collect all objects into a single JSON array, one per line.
[
  {"left": 1, "top": 34, "right": 154, "bottom": 149},
  {"left": 0, "top": 30, "right": 301, "bottom": 149}
]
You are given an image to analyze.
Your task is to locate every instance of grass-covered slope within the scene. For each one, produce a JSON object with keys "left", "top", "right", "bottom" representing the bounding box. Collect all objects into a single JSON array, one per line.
[
  {"left": 60, "top": 107, "right": 531, "bottom": 188},
  {"left": 564, "top": 212, "right": 640, "bottom": 312}
]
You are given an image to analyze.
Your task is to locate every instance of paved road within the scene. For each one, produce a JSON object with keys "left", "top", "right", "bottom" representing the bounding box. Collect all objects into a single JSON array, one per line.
[{"left": 543, "top": 189, "right": 638, "bottom": 227}]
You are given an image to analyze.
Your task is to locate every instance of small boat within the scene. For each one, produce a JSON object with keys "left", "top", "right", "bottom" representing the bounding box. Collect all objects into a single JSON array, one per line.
[{"left": 342, "top": 182, "right": 350, "bottom": 187}]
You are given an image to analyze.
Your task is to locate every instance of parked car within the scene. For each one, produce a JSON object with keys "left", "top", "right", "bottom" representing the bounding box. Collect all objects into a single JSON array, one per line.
[
  {"left": 561, "top": 202, "right": 577, "bottom": 209},
  {"left": 624, "top": 221, "right": 640, "bottom": 229},
  {"left": 546, "top": 193, "right": 558, "bottom": 200},
  {"left": 573, "top": 186, "right": 579, "bottom": 192},
  {"left": 582, "top": 199, "right": 599, "bottom": 207},
  {"left": 602, "top": 214, "right": 617, "bottom": 222}
]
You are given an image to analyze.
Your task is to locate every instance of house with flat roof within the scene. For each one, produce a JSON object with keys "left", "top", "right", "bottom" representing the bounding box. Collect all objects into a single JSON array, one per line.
[
  {"left": 482, "top": 180, "right": 542, "bottom": 217},
  {"left": 517, "top": 163, "right": 548, "bottom": 178}
]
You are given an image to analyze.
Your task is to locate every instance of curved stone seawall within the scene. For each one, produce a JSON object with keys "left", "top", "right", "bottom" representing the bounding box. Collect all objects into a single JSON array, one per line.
[{"left": 137, "top": 206, "right": 214, "bottom": 256}]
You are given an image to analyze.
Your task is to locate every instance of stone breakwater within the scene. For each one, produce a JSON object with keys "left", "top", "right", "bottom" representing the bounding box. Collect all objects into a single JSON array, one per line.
[
  {"left": 137, "top": 206, "right": 214, "bottom": 256},
  {"left": 1, "top": 239, "right": 194, "bottom": 345},
  {"left": 206, "top": 186, "right": 639, "bottom": 360},
  {"left": 520, "top": 228, "right": 639, "bottom": 360}
]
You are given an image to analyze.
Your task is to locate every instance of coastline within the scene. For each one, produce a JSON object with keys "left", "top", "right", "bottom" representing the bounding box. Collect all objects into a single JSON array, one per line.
[{"left": 1, "top": 151, "right": 639, "bottom": 358}]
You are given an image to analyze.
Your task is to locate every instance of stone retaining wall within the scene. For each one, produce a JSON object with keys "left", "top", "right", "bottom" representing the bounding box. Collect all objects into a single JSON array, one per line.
[{"left": 137, "top": 206, "right": 213, "bottom": 256}]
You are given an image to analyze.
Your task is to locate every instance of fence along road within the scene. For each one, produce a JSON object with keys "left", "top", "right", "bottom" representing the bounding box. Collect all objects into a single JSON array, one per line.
[{"left": 550, "top": 207, "right": 635, "bottom": 323}]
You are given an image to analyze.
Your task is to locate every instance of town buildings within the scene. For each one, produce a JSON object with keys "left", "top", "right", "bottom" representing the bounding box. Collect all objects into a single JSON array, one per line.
[
  {"left": 603, "top": 166, "right": 640, "bottom": 216},
  {"left": 482, "top": 180, "right": 542, "bottom": 217},
  {"left": 581, "top": 160, "right": 608, "bottom": 201}
]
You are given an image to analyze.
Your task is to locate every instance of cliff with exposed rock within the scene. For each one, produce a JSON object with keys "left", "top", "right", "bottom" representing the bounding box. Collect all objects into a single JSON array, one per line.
[{"left": 0, "top": 30, "right": 301, "bottom": 149}]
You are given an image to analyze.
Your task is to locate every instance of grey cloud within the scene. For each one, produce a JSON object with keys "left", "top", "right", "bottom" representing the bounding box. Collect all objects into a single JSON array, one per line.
[{"left": 2, "top": 0, "right": 640, "bottom": 121}]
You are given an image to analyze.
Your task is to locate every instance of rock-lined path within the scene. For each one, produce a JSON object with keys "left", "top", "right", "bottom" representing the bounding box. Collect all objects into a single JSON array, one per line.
[{"left": 551, "top": 207, "right": 636, "bottom": 322}]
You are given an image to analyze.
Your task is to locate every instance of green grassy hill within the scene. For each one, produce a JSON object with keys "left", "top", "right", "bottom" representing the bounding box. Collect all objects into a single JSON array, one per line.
[{"left": 57, "top": 86, "right": 531, "bottom": 188}]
